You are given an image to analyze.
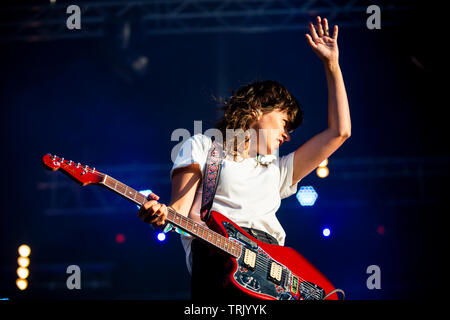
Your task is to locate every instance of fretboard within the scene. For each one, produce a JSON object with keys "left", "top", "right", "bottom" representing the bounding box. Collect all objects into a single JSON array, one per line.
[{"left": 101, "top": 175, "right": 242, "bottom": 258}]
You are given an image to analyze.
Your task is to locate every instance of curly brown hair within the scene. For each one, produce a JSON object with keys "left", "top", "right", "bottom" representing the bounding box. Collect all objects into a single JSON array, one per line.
[
  {"left": 211, "top": 80, "right": 303, "bottom": 159},
  {"left": 214, "top": 80, "right": 303, "bottom": 136}
]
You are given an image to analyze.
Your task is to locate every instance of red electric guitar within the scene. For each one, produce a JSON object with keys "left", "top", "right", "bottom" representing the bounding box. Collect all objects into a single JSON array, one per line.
[{"left": 42, "top": 154, "right": 344, "bottom": 300}]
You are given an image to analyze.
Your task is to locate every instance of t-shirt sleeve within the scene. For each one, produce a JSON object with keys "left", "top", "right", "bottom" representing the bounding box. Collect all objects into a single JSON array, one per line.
[
  {"left": 278, "top": 151, "right": 300, "bottom": 199},
  {"left": 170, "top": 134, "right": 211, "bottom": 179}
]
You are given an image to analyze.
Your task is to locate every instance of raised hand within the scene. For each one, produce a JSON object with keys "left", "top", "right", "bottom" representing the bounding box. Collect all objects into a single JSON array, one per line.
[{"left": 305, "top": 16, "right": 339, "bottom": 64}]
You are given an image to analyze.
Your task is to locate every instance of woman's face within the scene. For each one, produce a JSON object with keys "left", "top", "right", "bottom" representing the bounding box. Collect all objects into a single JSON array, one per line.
[{"left": 249, "top": 109, "right": 291, "bottom": 155}]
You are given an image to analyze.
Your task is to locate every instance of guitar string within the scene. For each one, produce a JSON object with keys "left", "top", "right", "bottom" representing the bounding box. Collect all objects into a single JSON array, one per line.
[
  {"left": 168, "top": 202, "right": 320, "bottom": 300},
  {"left": 168, "top": 203, "right": 321, "bottom": 297},
  {"left": 244, "top": 239, "right": 322, "bottom": 296},
  {"left": 168, "top": 206, "right": 319, "bottom": 296},
  {"left": 250, "top": 259, "right": 321, "bottom": 299},
  {"left": 167, "top": 203, "right": 317, "bottom": 295},
  {"left": 58, "top": 165, "right": 323, "bottom": 299}
]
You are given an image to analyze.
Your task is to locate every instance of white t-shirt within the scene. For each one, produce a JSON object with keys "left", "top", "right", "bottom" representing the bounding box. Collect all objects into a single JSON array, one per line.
[{"left": 170, "top": 133, "right": 300, "bottom": 274}]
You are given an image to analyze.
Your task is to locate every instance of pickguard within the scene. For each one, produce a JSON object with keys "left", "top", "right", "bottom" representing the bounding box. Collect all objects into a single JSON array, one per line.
[
  {"left": 222, "top": 221, "right": 326, "bottom": 300},
  {"left": 222, "top": 221, "right": 295, "bottom": 300}
]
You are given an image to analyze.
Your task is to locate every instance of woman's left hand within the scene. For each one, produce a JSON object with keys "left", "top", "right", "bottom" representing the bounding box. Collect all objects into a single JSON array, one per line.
[{"left": 306, "top": 16, "right": 339, "bottom": 64}]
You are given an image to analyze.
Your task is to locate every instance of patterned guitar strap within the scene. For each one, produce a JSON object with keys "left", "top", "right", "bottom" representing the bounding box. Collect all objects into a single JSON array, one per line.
[{"left": 200, "top": 137, "right": 223, "bottom": 222}]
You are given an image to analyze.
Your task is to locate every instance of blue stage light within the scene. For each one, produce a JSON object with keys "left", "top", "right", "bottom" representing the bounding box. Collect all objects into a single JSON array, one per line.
[
  {"left": 322, "top": 228, "right": 331, "bottom": 237},
  {"left": 157, "top": 232, "right": 166, "bottom": 242},
  {"left": 137, "top": 189, "right": 153, "bottom": 208},
  {"left": 139, "top": 189, "right": 153, "bottom": 198},
  {"left": 296, "top": 186, "right": 318, "bottom": 206}
]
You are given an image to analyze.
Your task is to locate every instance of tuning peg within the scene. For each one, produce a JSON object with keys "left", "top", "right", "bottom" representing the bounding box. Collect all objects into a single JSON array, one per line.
[{"left": 80, "top": 165, "right": 90, "bottom": 175}]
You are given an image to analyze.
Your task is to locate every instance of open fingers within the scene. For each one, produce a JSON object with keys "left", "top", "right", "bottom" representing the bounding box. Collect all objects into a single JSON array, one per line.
[
  {"left": 305, "top": 34, "right": 317, "bottom": 49},
  {"left": 308, "top": 17, "right": 337, "bottom": 43},
  {"left": 309, "top": 21, "right": 319, "bottom": 41},
  {"left": 332, "top": 25, "right": 338, "bottom": 40},
  {"left": 316, "top": 16, "right": 324, "bottom": 37},
  {"left": 323, "top": 18, "right": 329, "bottom": 37}
]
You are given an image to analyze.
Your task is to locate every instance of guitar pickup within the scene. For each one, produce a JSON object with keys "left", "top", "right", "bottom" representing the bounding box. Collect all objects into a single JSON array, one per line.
[
  {"left": 242, "top": 249, "right": 257, "bottom": 271},
  {"left": 268, "top": 261, "right": 283, "bottom": 285}
]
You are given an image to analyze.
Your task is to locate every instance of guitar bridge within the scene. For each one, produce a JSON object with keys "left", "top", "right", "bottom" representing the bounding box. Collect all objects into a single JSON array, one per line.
[{"left": 298, "top": 281, "right": 326, "bottom": 300}]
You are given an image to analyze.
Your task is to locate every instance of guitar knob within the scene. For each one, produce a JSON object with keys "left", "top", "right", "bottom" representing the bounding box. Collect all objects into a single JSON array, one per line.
[
  {"left": 240, "top": 274, "right": 250, "bottom": 284},
  {"left": 251, "top": 279, "right": 260, "bottom": 290}
]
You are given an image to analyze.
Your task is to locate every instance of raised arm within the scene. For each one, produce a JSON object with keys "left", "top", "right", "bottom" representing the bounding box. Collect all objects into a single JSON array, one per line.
[{"left": 291, "top": 16, "right": 351, "bottom": 184}]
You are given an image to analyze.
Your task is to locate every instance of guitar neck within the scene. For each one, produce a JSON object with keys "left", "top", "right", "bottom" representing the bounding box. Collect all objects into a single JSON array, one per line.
[{"left": 100, "top": 175, "right": 241, "bottom": 258}]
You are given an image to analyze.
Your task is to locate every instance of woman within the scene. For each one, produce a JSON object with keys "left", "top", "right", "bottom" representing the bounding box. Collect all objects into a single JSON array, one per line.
[{"left": 138, "top": 16, "right": 351, "bottom": 300}]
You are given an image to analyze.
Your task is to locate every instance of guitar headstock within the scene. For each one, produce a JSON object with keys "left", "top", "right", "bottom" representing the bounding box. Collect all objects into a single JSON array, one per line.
[{"left": 42, "top": 154, "right": 104, "bottom": 186}]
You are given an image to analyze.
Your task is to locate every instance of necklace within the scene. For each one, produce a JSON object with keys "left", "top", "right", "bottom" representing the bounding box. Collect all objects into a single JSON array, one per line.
[{"left": 255, "top": 154, "right": 277, "bottom": 167}]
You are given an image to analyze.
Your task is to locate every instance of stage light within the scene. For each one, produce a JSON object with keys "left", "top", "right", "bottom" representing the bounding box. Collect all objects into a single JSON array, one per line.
[
  {"left": 139, "top": 189, "right": 153, "bottom": 197},
  {"left": 17, "top": 257, "right": 30, "bottom": 268},
  {"left": 18, "top": 245, "right": 30, "bottom": 257},
  {"left": 316, "top": 166, "right": 329, "bottom": 178},
  {"left": 16, "top": 279, "right": 28, "bottom": 291},
  {"left": 322, "top": 228, "right": 331, "bottom": 237},
  {"left": 16, "top": 245, "right": 30, "bottom": 290},
  {"left": 115, "top": 233, "right": 125, "bottom": 244},
  {"left": 296, "top": 186, "right": 318, "bottom": 206},
  {"left": 17, "top": 267, "right": 29, "bottom": 279},
  {"left": 157, "top": 232, "right": 166, "bottom": 242}
]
